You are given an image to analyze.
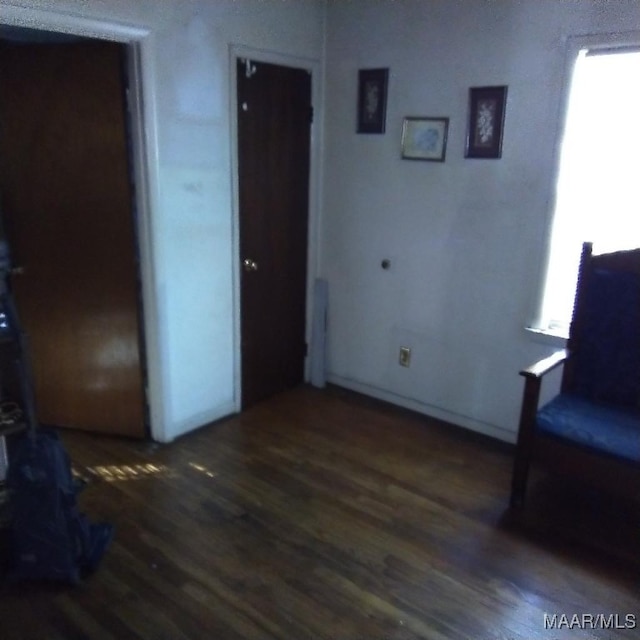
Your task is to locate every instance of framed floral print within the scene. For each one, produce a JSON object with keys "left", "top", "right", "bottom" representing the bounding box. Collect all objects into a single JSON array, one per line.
[
  {"left": 465, "top": 86, "right": 507, "bottom": 159},
  {"left": 357, "top": 68, "right": 389, "bottom": 134}
]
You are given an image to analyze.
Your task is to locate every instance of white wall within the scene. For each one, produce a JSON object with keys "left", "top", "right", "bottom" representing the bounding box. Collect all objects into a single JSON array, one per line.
[
  {"left": 321, "top": 0, "right": 640, "bottom": 442},
  {"left": 4, "top": 0, "right": 636, "bottom": 445},
  {"left": 0, "top": 0, "right": 325, "bottom": 441}
]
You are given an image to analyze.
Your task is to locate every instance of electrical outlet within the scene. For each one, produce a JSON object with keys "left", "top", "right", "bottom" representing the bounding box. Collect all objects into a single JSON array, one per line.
[{"left": 399, "top": 346, "right": 411, "bottom": 367}]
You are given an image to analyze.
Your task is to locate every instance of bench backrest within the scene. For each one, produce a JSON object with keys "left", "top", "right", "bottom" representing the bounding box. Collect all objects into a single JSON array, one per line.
[{"left": 562, "top": 242, "right": 640, "bottom": 409}]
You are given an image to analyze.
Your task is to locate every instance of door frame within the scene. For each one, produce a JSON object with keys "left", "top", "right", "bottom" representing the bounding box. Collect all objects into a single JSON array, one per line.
[
  {"left": 229, "top": 45, "right": 323, "bottom": 411},
  {"left": 0, "top": 6, "right": 165, "bottom": 440}
]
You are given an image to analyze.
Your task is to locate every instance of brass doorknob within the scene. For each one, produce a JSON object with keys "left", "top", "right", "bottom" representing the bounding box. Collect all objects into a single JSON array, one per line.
[{"left": 243, "top": 258, "right": 258, "bottom": 272}]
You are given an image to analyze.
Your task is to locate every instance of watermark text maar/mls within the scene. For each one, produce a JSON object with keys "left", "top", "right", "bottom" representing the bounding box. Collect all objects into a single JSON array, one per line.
[{"left": 544, "top": 613, "right": 636, "bottom": 631}]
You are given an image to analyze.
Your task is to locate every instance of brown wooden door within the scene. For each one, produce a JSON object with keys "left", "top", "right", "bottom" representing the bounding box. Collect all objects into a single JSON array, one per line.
[
  {"left": 0, "top": 40, "right": 146, "bottom": 437},
  {"left": 237, "top": 59, "right": 312, "bottom": 408}
]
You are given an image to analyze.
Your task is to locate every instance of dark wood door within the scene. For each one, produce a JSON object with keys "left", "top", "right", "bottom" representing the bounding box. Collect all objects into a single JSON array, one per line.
[
  {"left": 237, "top": 59, "right": 312, "bottom": 408},
  {"left": 0, "top": 40, "right": 146, "bottom": 437}
]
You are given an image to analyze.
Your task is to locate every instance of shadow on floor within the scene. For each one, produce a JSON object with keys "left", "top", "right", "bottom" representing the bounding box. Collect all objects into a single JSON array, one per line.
[{"left": 498, "top": 473, "right": 640, "bottom": 573}]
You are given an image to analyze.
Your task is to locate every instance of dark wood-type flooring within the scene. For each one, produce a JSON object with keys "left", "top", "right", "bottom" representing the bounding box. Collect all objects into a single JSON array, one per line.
[{"left": 0, "top": 385, "right": 638, "bottom": 639}]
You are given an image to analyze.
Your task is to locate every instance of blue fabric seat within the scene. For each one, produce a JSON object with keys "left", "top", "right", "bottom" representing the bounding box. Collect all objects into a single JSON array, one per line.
[{"left": 536, "top": 394, "right": 640, "bottom": 464}]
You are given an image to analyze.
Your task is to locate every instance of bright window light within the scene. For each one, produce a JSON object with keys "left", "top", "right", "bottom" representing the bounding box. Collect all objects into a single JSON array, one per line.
[{"left": 539, "top": 47, "right": 640, "bottom": 336}]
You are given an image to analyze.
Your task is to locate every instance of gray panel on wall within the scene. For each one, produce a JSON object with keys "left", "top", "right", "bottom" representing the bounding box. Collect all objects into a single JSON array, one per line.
[{"left": 310, "top": 278, "right": 328, "bottom": 388}]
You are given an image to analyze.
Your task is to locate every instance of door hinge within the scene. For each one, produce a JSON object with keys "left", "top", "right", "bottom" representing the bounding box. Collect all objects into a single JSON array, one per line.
[
  {"left": 304, "top": 342, "right": 309, "bottom": 357},
  {"left": 243, "top": 58, "right": 257, "bottom": 79},
  {"left": 308, "top": 106, "right": 314, "bottom": 124}
]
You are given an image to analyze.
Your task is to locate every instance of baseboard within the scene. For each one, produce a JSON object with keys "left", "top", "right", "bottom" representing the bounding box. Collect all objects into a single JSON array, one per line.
[{"left": 327, "top": 374, "right": 516, "bottom": 444}]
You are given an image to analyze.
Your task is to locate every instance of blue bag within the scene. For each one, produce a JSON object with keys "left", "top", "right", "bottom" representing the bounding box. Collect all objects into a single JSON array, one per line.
[{"left": 6, "top": 429, "right": 113, "bottom": 584}]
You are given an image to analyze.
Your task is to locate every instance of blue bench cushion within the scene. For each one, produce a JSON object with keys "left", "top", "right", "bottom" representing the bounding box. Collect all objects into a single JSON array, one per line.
[{"left": 536, "top": 394, "right": 640, "bottom": 463}]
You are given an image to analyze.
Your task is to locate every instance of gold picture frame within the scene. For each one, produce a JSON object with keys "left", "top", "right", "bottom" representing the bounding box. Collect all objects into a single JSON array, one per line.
[{"left": 401, "top": 117, "right": 449, "bottom": 162}]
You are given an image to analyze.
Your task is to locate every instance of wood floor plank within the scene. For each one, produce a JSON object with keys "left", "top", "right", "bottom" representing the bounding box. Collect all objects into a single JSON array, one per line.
[{"left": 1, "top": 385, "right": 638, "bottom": 639}]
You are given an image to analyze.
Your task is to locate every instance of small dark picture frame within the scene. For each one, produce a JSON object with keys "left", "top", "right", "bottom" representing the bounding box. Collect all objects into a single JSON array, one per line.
[
  {"left": 357, "top": 68, "right": 389, "bottom": 134},
  {"left": 465, "top": 85, "right": 507, "bottom": 159}
]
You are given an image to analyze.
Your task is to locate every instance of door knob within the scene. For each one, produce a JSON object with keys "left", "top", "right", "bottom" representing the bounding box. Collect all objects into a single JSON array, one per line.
[{"left": 243, "top": 258, "right": 258, "bottom": 272}]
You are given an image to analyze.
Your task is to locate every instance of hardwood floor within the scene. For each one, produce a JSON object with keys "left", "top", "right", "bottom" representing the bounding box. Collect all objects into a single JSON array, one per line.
[{"left": 0, "top": 385, "right": 638, "bottom": 639}]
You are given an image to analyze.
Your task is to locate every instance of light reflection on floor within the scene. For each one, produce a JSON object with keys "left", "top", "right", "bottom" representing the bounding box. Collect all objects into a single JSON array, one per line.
[
  {"left": 75, "top": 461, "right": 218, "bottom": 482},
  {"left": 188, "top": 462, "right": 217, "bottom": 478}
]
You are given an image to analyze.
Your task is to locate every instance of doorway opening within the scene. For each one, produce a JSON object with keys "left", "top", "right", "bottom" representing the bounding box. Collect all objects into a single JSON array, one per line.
[{"left": 0, "top": 25, "right": 148, "bottom": 438}]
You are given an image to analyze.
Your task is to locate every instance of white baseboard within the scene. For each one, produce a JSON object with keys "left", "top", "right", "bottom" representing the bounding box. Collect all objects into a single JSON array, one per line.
[{"left": 327, "top": 374, "right": 516, "bottom": 444}]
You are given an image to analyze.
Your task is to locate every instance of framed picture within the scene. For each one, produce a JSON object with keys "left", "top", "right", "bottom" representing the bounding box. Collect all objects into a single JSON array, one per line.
[
  {"left": 465, "top": 85, "right": 507, "bottom": 159},
  {"left": 401, "top": 117, "right": 449, "bottom": 162},
  {"left": 357, "top": 68, "right": 389, "bottom": 134}
]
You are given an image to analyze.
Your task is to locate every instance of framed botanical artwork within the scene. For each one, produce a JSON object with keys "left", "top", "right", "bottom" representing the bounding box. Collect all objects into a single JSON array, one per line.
[
  {"left": 401, "top": 117, "right": 449, "bottom": 162},
  {"left": 357, "top": 68, "right": 389, "bottom": 134},
  {"left": 465, "top": 85, "right": 507, "bottom": 159}
]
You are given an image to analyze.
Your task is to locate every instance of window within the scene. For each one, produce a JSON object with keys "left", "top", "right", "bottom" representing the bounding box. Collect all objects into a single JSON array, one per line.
[{"left": 536, "top": 45, "right": 640, "bottom": 337}]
